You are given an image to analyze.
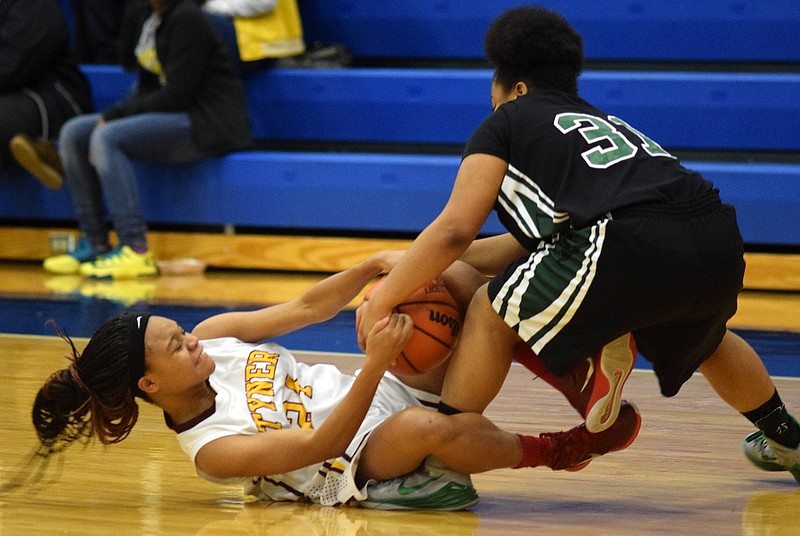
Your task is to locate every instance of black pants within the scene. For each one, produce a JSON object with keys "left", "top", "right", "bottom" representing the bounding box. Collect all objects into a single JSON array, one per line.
[{"left": 0, "top": 92, "right": 42, "bottom": 169}]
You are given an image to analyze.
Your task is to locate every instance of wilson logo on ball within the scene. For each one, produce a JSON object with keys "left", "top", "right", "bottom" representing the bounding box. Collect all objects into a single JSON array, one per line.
[
  {"left": 359, "top": 277, "right": 463, "bottom": 375},
  {"left": 428, "top": 310, "right": 461, "bottom": 337}
]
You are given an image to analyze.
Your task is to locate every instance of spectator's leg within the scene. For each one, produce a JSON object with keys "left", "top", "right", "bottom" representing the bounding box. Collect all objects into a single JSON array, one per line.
[
  {"left": 59, "top": 113, "right": 111, "bottom": 247},
  {"left": 88, "top": 112, "right": 202, "bottom": 249}
]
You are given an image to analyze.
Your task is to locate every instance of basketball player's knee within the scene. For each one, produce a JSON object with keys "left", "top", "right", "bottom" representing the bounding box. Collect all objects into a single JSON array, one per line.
[{"left": 401, "top": 407, "right": 459, "bottom": 446}]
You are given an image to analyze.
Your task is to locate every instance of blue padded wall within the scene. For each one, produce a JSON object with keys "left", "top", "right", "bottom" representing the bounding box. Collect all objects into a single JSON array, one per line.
[{"left": 299, "top": 0, "right": 800, "bottom": 62}]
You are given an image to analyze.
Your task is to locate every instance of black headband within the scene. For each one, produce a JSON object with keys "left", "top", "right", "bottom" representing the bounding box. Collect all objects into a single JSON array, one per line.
[{"left": 129, "top": 314, "right": 151, "bottom": 396}]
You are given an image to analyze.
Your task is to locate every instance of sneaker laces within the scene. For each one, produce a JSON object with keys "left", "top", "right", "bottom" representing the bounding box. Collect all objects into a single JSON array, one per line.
[
  {"left": 751, "top": 433, "right": 778, "bottom": 462},
  {"left": 753, "top": 434, "right": 800, "bottom": 467},
  {"left": 538, "top": 425, "right": 594, "bottom": 471},
  {"left": 92, "top": 245, "right": 136, "bottom": 267},
  {"left": 539, "top": 402, "right": 641, "bottom": 471}
]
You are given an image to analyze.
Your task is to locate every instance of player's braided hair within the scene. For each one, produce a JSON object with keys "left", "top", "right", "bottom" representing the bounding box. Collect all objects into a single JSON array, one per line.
[
  {"left": 485, "top": 6, "right": 583, "bottom": 95},
  {"left": 31, "top": 313, "right": 147, "bottom": 458}
]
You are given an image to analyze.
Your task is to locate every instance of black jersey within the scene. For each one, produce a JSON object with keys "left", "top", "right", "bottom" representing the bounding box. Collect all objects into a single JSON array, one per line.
[{"left": 463, "top": 90, "right": 716, "bottom": 250}]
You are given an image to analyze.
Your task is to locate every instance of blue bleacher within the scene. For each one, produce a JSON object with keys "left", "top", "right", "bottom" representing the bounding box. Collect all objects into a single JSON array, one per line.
[
  {"left": 2, "top": 3, "right": 799, "bottom": 249},
  {"left": 3, "top": 146, "right": 798, "bottom": 246},
  {"left": 245, "top": 68, "right": 800, "bottom": 151},
  {"left": 299, "top": 0, "right": 800, "bottom": 63}
]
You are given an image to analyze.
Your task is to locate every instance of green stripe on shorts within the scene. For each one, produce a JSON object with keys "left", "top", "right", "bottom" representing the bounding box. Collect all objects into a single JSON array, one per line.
[{"left": 491, "top": 221, "right": 608, "bottom": 354}]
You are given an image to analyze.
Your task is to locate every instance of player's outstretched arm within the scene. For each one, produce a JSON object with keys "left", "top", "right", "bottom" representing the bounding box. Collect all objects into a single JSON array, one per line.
[
  {"left": 192, "top": 251, "right": 403, "bottom": 342},
  {"left": 459, "top": 233, "right": 527, "bottom": 277}
]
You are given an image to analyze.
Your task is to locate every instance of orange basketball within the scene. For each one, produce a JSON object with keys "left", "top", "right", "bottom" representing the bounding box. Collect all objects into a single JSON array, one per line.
[{"left": 360, "top": 277, "right": 462, "bottom": 375}]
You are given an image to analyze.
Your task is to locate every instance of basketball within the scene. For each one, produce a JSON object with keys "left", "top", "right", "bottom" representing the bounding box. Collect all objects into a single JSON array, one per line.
[{"left": 359, "top": 278, "right": 462, "bottom": 375}]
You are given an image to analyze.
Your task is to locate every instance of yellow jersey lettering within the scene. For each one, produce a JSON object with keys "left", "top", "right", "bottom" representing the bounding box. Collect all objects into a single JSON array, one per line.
[
  {"left": 284, "top": 402, "right": 313, "bottom": 429},
  {"left": 246, "top": 350, "right": 279, "bottom": 379},
  {"left": 248, "top": 396, "right": 276, "bottom": 413},
  {"left": 246, "top": 380, "right": 274, "bottom": 398},
  {"left": 251, "top": 411, "right": 282, "bottom": 431},
  {"left": 284, "top": 376, "right": 313, "bottom": 398}
]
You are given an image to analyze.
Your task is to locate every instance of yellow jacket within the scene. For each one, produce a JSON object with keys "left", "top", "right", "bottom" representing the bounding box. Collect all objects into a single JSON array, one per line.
[{"left": 233, "top": 0, "right": 304, "bottom": 61}]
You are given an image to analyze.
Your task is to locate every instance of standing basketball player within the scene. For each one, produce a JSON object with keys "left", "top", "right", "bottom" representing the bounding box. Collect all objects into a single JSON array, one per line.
[
  {"left": 357, "top": 6, "right": 800, "bottom": 481},
  {"left": 29, "top": 252, "right": 638, "bottom": 511}
]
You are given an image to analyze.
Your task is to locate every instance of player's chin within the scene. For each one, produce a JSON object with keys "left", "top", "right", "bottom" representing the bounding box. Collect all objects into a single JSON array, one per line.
[{"left": 199, "top": 352, "right": 215, "bottom": 373}]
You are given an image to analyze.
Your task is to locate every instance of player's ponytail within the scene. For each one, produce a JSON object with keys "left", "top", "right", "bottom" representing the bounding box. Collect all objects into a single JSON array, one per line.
[{"left": 31, "top": 314, "right": 147, "bottom": 457}]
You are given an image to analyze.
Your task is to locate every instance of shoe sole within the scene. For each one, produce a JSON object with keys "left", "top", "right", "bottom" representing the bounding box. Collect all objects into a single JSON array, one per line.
[
  {"left": 360, "top": 480, "right": 480, "bottom": 511},
  {"left": 789, "top": 465, "right": 800, "bottom": 483},
  {"left": 359, "top": 496, "right": 479, "bottom": 511},
  {"left": 586, "top": 333, "right": 636, "bottom": 433},
  {"left": 566, "top": 402, "right": 643, "bottom": 472},
  {"left": 82, "top": 269, "right": 158, "bottom": 279},
  {"left": 81, "top": 261, "right": 158, "bottom": 279},
  {"left": 9, "top": 137, "right": 63, "bottom": 190},
  {"left": 43, "top": 261, "right": 80, "bottom": 275}
]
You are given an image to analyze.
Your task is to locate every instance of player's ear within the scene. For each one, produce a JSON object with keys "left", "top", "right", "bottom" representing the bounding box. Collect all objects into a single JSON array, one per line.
[
  {"left": 514, "top": 81, "right": 530, "bottom": 97},
  {"left": 138, "top": 374, "right": 158, "bottom": 395}
]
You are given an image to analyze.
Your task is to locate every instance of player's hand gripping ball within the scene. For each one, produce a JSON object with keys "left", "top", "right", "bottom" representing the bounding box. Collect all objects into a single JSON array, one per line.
[{"left": 358, "top": 278, "right": 462, "bottom": 375}]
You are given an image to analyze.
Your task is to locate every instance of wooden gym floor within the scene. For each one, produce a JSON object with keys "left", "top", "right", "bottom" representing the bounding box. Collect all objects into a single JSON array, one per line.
[{"left": 1, "top": 261, "right": 800, "bottom": 535}]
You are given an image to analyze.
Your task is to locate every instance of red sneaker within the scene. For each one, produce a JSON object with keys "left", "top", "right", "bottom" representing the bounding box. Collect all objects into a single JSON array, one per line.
[
  {"left": 584, "top": 333, "right": 637, "bottom": 433},
  {"left": 514, "top": 333, "right": 637, "bottom": 433},
  {"left": 542, "top": 401, "right": 642, "bottom": 471}
]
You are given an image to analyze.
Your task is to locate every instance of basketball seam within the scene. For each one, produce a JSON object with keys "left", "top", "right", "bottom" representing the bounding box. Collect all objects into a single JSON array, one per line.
[
  {"left": 361, "top": 281, "right": 461, "bottom": 376},
  {"left": 411, "top": 326, "right": 454, "bottom": 350},
  {"left": 399, "top": 351, "right": 423, "bottom": 374},
  {"left": 397, "top": 300, "right": 458, "bottom": 309}
]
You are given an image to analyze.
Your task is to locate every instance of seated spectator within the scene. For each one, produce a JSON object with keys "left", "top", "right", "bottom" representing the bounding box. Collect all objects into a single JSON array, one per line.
[
  {"left": 70, "top": 0, "right": 130, "bottom": 64},
  {"left": 200, "top": 0, "right": 305, "bottom": 73},
  {"left": 39, "top": 0, "right": 253, "bottom": 279},
  {"left": 2, "top": 0, "right": 93, "bottom": 186}
]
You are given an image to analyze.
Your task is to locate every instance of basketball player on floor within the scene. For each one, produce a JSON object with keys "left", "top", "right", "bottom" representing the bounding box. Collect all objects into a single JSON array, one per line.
[
  {"left": 357, "top": 6, "right": 800, "bottom": 483},
  {"left": 29, "top": 251, "right": 636, "bottom": 510}
]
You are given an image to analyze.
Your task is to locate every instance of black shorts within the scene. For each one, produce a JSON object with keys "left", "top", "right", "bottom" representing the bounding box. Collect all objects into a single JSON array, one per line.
[{"left": 488, "top": 192, "right": 745, "bottom": 396}]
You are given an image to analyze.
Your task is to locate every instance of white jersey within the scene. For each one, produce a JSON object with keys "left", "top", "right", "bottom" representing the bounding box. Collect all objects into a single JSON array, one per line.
[{"left": 168, "top": 337, "right": 439, "bottom": 506}]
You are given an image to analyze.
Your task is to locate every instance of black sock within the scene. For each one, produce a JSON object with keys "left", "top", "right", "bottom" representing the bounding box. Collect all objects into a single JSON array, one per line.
[
  {"left": 437, "top": 401, "right": 462, "bottom": 415},
  {"left": 743, "top": 389, "right": 800, "bottom": 449}
]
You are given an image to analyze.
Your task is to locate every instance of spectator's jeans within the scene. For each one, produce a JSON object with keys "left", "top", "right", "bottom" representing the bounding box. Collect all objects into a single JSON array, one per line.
[{"left": 59, "top": 112, "right": 203, "bottom": 250}]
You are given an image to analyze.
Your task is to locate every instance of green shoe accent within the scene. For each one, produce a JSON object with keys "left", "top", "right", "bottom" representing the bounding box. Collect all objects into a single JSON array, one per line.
[
  {"left": 743, "top": 430, "right": 800, "bottom": 482},
  {"left": 361, "top": 457, "right": 479, "bottom": 511},
  {"left": 743, "top": 431, "right": 786, "bottom": 472},
  {"left": 361, "top": 480, "right": 479, "bottom": 511},
  {"left": 79, "top": 245, "right": 158, "bottom": 279}
]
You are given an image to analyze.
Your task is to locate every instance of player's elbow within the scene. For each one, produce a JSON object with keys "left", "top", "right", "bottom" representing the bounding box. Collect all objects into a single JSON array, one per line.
[{"left": 438, "top": 222, "right": 478, "bottom": 253}]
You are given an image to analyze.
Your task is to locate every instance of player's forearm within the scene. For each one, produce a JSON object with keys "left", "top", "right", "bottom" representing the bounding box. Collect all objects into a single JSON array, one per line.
[
  {"left": 370, "top": 222, "right": 469, "bottom": 313},
  {"left": 459, "top": 233, "right": 527, "bottom": 276},
  {"left": 297, "top": 254, "right": 389, "bottom": 322}
]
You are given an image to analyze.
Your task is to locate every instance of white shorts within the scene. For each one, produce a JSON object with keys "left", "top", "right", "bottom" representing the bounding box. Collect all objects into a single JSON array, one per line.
[{"left": 244, "top": 372, "right": 439, "bottom": 506}]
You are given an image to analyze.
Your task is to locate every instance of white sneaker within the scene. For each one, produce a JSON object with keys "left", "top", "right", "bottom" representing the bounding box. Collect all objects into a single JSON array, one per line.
[
  {"left": 360, "top": 457, "right": 479, "bottom": 511},
  {"left": 743, "top": 430, "right": 800, "bottom": 482}
]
